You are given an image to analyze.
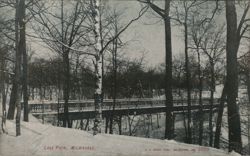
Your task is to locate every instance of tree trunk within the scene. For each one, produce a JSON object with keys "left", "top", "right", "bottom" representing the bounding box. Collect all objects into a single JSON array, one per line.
[
  {"left": 128, "top": 116, "right": 132, "bottom": 136},
  {"left": 57, "top": 61, "right": 61, "bottom": 126},
  {"left": 15, "top": 0, "right": 25, "bottom": 136},
  {"left": 110, "top": 37, "right": 118, "bottom": 134},
  {"left": 31, "top": 87, "right": 34, "bottom": 100},
  {"left": 92, "top": 0, "right": 103, "bottom": 135},
  {"left": 164, "top": 0, "right": 174, "bottom": 140},
  {"left": 60, "top": 0, "right": 70, "bottom": 128},
  {"left": 0, "top": 57, "right": 6, "bottom": 133},
  {"left": 7, "top": 80, "right": 17, "bottom": 120},
  {"left": 62, "top": 52, "right": 70, "bottom": 128},
  {"left": 93, "top": 55, "right": 103, "bottom": 135},
  {"left": 225, "top": 0, "right": 242, "bottom": 153},
  {"left": 246, "top": 73, "right": 250, "bottom": 153},
  {"left": 209, "top": 61, "right": 215, "bottom": 147},
  {"left": 246, "top": 71, "right": 250, "bottom": 111},
  {"left": 118, "top": 115, "right": 122, "bottom": 135},
  {"left": 7, "top": 4, "right": 20, "bottom": 120},
  {"left": 214, "top": 83, "right": 227, "bottom": 148},
  {"left": 84, "top": 118, "right": 89, "bottom": 131},
  {"left": 22, "top": 0, "right": 28, "bottom": 122},
  {"left": 197, "top": 49, "right": 204, "bottom": 146},
  {"left": 184, "top": 21, "right": 192, "bottom": 144},
  {"left": 105, "top": 117, "right": 109, "bottom": 133},
  {"left": 1, "top": 83, "right": 8, "bottom": 133},
  {"left": 157, "top": 113, "right": 160, "bottom": 128}
]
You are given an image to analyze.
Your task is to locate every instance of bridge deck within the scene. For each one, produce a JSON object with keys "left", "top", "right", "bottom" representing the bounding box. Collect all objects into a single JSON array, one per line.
[
  {"left": 28, "top": 98, "right": 218, "bottom": 113},
  {"left": 31, "top": 99, "right": 221, "bottom": 120},
  {"left": 59, "top": 104, "right": 220, "bottom": 120}
]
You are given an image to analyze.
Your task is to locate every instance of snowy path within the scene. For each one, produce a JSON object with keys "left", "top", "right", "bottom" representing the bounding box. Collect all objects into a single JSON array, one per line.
[{"left": 0, "top": 115, "right": 240, "bottom": 156}]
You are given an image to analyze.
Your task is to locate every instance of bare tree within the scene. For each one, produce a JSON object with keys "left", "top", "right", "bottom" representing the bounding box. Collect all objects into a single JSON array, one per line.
[
  {"left": 6, "top": 1, "right": 18, "bottom": 120},
  {"left": 170, "top": 0, "right": 220, "bottom": 144},
  {"left": 0, "top": 0, "right": 33, "bottom": 122},
  {"left": 0, "top": 12, "right": 13, "bottom": 134},
  {"left": 189, "top": 22, "right": 206, "bottom": 145},
  {"left": 172, "top": 0, "right": 204, "bottom": 143},
  {"left": 200, "top": 25, "right": 225, "bottom": 147},
  {"left": 108, "top": 11, "right": 119, "bottom": 134},
  {"left": 30, "top": 0, "right": 91, "bottom": 127},
  {"left": 224, "top": 0, "right": 250, "bottom": 153},
  {"left": 138, "top": 0, "right": 174, "bottom": 140},
  {"left": 91, "top": 0, "right": 148, "bottom": 135},
  {"left": 225, "top": 0, "right": 250, "bottom": 153},
  {"left": 35, "top": 0, "right": 148, "bottom": 134},
  {"left": 189, "top": 4, "right": 222, "bottom": 144}
]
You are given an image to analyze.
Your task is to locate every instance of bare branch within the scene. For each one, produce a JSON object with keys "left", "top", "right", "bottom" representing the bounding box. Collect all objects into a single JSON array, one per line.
[
  {"left": 100, "top": 5, "right": 149, "bottom": 54},
  {"left": 237, "top": 1, "right": 250, "bottom": 38},
  {"left": 55, "top": 39, "right": 96, "bottom": 57},
  {"left": 242, "top": 35, "right": 250, "bottom": 40},
  {"left": 240, "top": 24, "right": 249, "bottom": 39}
]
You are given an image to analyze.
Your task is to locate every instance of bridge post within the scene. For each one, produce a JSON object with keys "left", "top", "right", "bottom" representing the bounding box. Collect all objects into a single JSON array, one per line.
[
  {"left": 42, "top": 102, "right": 45, "bottom": 124},
  {"left": 157, "top": 113, "right": 160, "bottom": 128},
  {"left": 118, "top": 115, "right": 122, "bottom": 135},
  {"left": 105, "top": 117, "right": 109, "bottom": 133}
]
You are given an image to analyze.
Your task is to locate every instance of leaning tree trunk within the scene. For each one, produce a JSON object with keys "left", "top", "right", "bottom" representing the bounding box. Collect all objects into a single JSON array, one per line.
[
  {"left": 7, "top": 79, "right": 17, "bottom": 120},
  {"left": 214, "top": 83, "right": 227, "bottom": 149},
  {"left": 164, "top": 0, "right": 174, "bottom": 140},
  {"left": 92, "top": 0, "right": 103, "bottom": 135},
  {"left": 225, "top": 0, "right": 242, "bottom": 153},
  {"left": 7, "top": 0, "right": 20, "bottom": 120}
]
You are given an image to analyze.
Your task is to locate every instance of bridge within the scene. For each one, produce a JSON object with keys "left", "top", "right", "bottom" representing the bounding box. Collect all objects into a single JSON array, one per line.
[{"left": 29, "top": 98, "right": 222, "bottom": 120}]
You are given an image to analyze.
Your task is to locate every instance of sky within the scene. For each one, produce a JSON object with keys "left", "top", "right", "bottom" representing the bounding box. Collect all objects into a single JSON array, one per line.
[
  {"left": 107, "top": 0, "right": 184, "bottom": 67},
  {"left": 106, "top": 0, "right": 250, "bottom": 67},
  {"left": 30, "top": 0, "right": 184, "bottom": 67},
  {"left": 29, "top": 0, "right": 249, "bottom": 68}
]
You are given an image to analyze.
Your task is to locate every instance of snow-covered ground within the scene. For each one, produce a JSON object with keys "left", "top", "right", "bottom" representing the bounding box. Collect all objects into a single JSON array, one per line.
[
  {"left": 0, "top": 115, "right": 241, "bottom": 156},
  {"left": 1, "top": 84, "right": 248, "bottom": 156}
]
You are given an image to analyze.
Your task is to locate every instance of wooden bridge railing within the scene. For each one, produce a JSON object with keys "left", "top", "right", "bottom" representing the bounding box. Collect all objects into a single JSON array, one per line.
[{"left": 28, "top": 98, "right": 219, "bottom": 113}]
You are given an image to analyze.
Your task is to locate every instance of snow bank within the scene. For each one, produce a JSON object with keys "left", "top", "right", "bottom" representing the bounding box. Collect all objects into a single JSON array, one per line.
[{"left": 0, "top": 115, "right": 241, "bottom": 156}]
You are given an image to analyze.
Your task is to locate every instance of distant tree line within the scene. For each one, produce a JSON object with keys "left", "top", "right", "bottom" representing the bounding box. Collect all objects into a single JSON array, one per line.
[{"left": 26, "top": 54, "right": 225, "bottom": 100}]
